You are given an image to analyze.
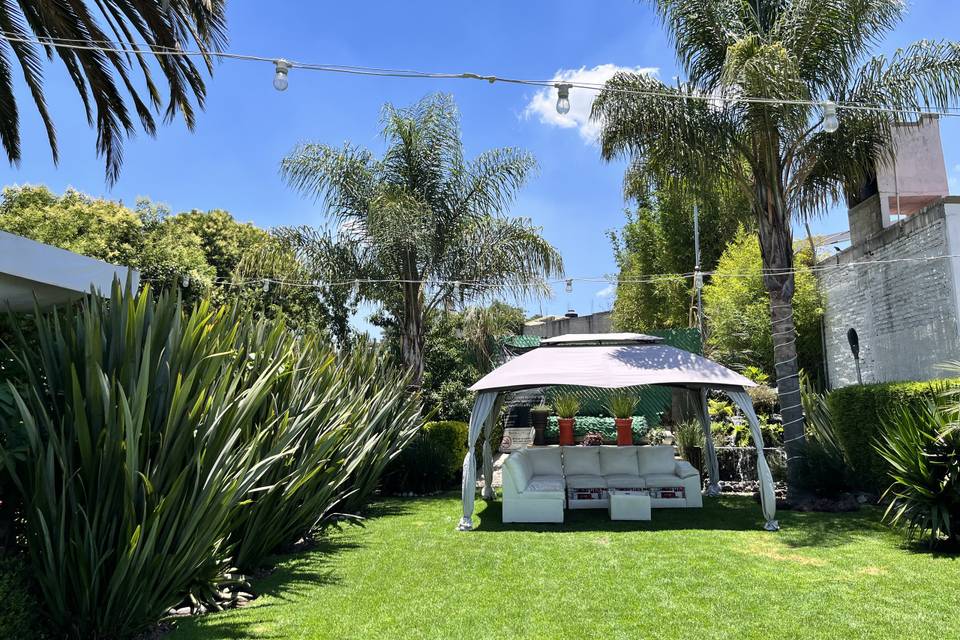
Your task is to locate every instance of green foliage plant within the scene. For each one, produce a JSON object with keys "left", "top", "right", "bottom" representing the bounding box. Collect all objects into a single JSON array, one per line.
[
  {"left": 552, "top": 394, "right": 580, "bottom": 419},
  {"left": 827, "top": 378, "right": 960, "bottom": 492},
  {"left": 382, "top": 421, "right": 469, "bottom": 495},
  {"left": 675, "top": 420, "right": 705, "bottom": 464},
  {"left": 605, "top": 392, "right": 637, "bottom": 420},
  {"left": 0, "top": 555, "right": 41, "bottom": 637},
  {"left": 876, "top": 399, "right": 959, "bottom": 548},
  {"left": 545, "top": 416, "right": 649, "bottom": 442}
]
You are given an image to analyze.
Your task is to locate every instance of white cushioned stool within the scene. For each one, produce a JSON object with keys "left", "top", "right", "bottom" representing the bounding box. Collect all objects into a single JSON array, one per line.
[{"left": 608, "top": 489, "right": 651, "bottom": 521}]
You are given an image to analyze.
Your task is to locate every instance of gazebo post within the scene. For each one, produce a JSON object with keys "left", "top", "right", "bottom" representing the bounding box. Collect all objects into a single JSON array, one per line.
[{"left": 697, "top": 387, "right": 721, "bottom": 497}]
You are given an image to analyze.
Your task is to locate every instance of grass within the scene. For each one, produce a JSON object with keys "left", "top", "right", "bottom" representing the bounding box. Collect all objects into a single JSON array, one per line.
[{"left": 169, "top": 494, "right": 960, "bottom": 640}]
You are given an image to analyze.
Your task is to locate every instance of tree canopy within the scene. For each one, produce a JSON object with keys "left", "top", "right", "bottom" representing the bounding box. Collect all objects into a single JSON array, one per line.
[{"left": 275, "top": 93, "right": 563, "bottom": 384}]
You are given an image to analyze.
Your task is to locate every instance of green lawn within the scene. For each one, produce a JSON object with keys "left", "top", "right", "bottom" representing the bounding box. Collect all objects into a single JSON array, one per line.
[{"left": 169, "top": 495, "right": 959, "bottom": 640}]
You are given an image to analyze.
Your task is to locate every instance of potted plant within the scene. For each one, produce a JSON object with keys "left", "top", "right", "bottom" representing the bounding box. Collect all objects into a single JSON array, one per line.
[
  {"left": 552, "top": 394, "right": 580, "bottom": 446},
  {"left": 605, "top": 392, "right": 637, "bottom": 446},
  {"left": 530, "top": 403, "right": 551, "bottom": 446}
]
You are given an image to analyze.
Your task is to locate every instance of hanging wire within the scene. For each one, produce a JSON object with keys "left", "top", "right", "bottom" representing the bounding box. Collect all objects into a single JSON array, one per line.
[{"left": 2, "top": 30, "right": 960, "bottom": 119}]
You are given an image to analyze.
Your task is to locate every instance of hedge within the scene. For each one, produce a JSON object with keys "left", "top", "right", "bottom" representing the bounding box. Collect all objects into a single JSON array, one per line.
[
  {"left": 382, "top": 421, "right": 469, "bottom": 494},
  {"left": 826, "top": 378, "right": 960, "bottom": 492}
]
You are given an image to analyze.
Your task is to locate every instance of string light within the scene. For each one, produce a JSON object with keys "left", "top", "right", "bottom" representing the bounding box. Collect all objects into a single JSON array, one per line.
[
  {"left": 564, "top": 279, "right": 573, "bottom": 294},
  {"left": 555, "top": 83, "right": 572, "bottom": 115},
  {"left": 822, "top": 101, "right": 839, "bottom": 133},
  {"left": 1, "top": 30, "right": 957, "bottom": 120},
  {"left": 263, "top": 279, "right": 271, "bottom": 292},
  {"left": 273, "top": 59, "right": 290, "bottom": 91},
  {"left": 181, "top": 275, "right": 190, "bottom": 288}
]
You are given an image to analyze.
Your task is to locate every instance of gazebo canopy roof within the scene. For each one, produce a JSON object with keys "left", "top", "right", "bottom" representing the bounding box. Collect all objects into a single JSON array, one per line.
[{"left": 469, "top": 341, "right": 754, "bottom": 393}]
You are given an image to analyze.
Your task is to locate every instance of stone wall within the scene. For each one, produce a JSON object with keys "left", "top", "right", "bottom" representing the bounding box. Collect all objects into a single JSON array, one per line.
[{"left": 818, "top": 196, "right": 960, "bottom": 388}]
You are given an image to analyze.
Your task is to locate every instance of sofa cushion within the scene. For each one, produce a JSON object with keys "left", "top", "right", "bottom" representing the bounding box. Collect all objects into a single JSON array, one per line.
[
  {"left": 526, "top": 447, "right": 563, "bottom": 476},
  {"left": 637, "top": 446, "right": 677, "bottom": 475},
  {"left": 643, "top": 473, "right": 684, "bottom": 487},
  {"left": 675, "top": 460, "right": 700, "bottom": 479},
  {"left": 604, "top": 473, "right": 645, "bottom": 489},
  {"left": 526, "top": 474, "right": 565, "bottom": 492},
  {"left": 599, "top": 446, "right": 640, "bottom": 476},
  {"left": 565, "top": 474, "right": 607, "bottom": 489},
  {"left": 563, "top": 446, "right": 601, "bottom": 476}
]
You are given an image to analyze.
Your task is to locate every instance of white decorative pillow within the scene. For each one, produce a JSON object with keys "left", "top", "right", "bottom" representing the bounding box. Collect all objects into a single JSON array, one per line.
[
  {"left": 599, "top": 446, "right": 640, "bottom": 476},
  {"left": 562, "top": 446, "right": 601, "bottom": 476},
  {"left": 637, "top": 446, "right": 676, "bottom": 475},
  {"left": 526, "top": 447, "right": 563, "bottom": 475}
]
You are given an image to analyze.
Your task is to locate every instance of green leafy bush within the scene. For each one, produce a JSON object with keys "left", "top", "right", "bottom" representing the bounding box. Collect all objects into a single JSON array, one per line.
[
  {"left": 875, "top": 399, "right": 959, "bottom": 548},
  {"left": 827, "top": 379, "right": 960, "bottom": 492},
  {"left": 796, "top": 373, "right": 856, "bottom": 496},
  {"left": 382, "top": 421, "right": 469, "bottom": 494},
  {"left": 674, "top": 420, "right": 705, "bottom": 469},
  {"left": 0, "top": 555, "right": 41, "bottom": 637},
  {"left": 546, "top": 416, "right": 650, "bottom": 442},
  {"left": 0, "top": 284, "right": 422, "bottom": 637}
]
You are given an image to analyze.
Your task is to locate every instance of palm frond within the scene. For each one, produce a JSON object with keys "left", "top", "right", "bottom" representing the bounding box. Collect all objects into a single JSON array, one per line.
[{"left": 0, "top": 0, "right": 226, "bottom": 182}]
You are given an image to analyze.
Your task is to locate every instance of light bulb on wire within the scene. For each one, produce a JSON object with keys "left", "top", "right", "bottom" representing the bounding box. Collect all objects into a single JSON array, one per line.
[
  {"left": 822, "top": 101, "right": 839, "bottom": 133},
  {"left": 273, "top": 59, "right": 291, "bottom": 91},
  {"left": 555, "top": 83, "right": 572, "bottom": 115}
]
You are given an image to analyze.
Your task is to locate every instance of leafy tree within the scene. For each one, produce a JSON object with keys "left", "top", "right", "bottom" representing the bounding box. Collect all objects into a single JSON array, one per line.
[
  {"left": 592, "top": 0, "right": 960, "bottom": 491},
  {"left": 0, "top": 1, "right": 227, "bottom": 182},
  {"left": 0, "top": 185, "right": 336, "bottom": 332},
  {"left": 277, "top": 94, "right": 563, "bottom": 385},
  {"left": 703, "top": 228, "right": 823, "bottom": 382}
]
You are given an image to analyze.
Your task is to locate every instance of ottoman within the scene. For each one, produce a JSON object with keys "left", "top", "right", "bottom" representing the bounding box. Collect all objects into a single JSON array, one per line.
[{"left": 608, "top": 489, "right": 651, "bottom": 521}]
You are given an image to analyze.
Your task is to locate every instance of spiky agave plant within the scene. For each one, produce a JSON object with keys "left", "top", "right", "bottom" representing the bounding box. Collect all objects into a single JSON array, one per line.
[
  {"left": 0, "top": 283, "right": 300, "bottom": 637},
  {"left": 876, "top": 399, "right": 960, "bottom": 548}
]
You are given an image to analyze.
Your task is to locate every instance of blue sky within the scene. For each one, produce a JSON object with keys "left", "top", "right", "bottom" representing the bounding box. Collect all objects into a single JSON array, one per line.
[{"left": 4, "top": 1, "right": 960, "bottom": 326}]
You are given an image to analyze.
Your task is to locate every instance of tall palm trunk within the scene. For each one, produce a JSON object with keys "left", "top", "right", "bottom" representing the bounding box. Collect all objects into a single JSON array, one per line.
[
  {"left": 400, "top": 251, "right": 426, "bottom": 387},
  {"left": 755, "top": 170, "right": 806, "bottom": 496}
]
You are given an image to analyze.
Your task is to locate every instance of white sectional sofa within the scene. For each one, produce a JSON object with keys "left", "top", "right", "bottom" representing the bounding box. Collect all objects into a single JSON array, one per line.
[{"left": 501, "top": 445, "right": 702, "bottom": 523}]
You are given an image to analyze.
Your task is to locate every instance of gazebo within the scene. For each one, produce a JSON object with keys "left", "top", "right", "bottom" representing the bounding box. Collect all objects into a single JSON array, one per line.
[{"left": 458, "top": 333, "right": 779, "bottom": 531}]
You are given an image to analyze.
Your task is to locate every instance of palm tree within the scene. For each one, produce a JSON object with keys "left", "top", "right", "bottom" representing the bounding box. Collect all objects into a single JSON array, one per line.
[
  {"left": 0, "top": 0, "right": 226, "bottom": 182},
  {"left": 592, "top": 0, "right": 960, "bottom": 492},
  {"left": 279, "top": 93, "right": 563, "bottom": 386}
]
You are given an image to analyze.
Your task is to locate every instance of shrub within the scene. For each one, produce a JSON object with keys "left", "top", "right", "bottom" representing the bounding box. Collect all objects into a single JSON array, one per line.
[
  {"left": 382, "top": 421, "right": 469, "bottom": 494},
  {"left": 875, "top": 399, "right": 960, "bottom": 548},
  {"left": 796, "top": 372, "right": 856, "bottom": 496},
  {"left": 827, "top": 378, "right": 960, "bottom": 492},
  {"left": 546, "top": 416, "right": 650, "bottom": 442},
  {"left": 0, "top": 555, "right": 41, "bottom": 637},
  {"left": 747, "top": 384, "right": 779, "bottom": 414},
  {"left": 0, "top": 284, "right": 422, "bottom": 637}
]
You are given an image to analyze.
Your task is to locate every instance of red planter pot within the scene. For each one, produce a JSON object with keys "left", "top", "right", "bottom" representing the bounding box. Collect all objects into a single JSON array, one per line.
[
  {"left": 558, "top": 418, "right": 575, "bottom": 446},
  {"left": 615, "top": 418, "right": 634, "bottom": 446}
]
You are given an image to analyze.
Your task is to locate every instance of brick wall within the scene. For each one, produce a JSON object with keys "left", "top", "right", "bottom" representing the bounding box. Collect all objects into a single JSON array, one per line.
[{"left": 818, "top": 196, "right": 960, "bottom": 388}]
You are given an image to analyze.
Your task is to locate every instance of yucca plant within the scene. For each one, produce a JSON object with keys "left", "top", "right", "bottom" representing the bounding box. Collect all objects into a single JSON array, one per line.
[
  {"left": 674, "top": 420, "right": 705, "bottom": 466},
  {"left": 876, "top": 399, "right": 960, "bottom": 548},
  {"left": 0, "top": 284, "right": 297, "bottom": 637}
]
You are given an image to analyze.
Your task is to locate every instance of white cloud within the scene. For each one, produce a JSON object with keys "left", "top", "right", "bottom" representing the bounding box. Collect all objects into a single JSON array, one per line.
[
  {"left": 523, "top": 64, "right": 658, "bottom": 144},
  {"left": 595, "top": 284, "right": 616, "bottom": 299}
]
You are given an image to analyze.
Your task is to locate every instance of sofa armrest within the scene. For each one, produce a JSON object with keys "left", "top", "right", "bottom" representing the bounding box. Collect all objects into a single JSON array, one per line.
[{"left": 675, "top": 460, "right": 699, "bottom": 479}]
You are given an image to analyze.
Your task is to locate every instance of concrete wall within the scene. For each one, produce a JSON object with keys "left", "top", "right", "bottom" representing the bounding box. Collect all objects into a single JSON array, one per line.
[
  {"left": 819, "top": 197, "right": 960, "bottom": 388},
  {"left": 523, "top": 310, "right": 613, "bottom": 338},
  {"left": 876, "top": 116, "right": 949, "bottom": 219}
]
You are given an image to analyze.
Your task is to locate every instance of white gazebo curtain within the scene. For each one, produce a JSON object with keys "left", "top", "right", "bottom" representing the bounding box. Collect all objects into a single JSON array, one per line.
[
  {"left": 458, "top": 387, "right": 778, "bottom": 532},
  {"left": 458, "top": 391, "right": 498, "bottom": 531},
  {"left": 727, "top": 390, "right": 779, "bottom": 531}
]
